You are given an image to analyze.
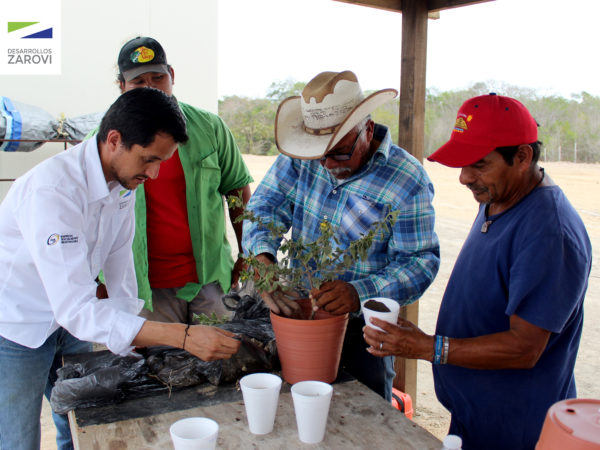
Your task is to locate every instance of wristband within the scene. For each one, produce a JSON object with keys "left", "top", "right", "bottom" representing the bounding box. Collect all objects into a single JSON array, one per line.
[
  {"left": 442, "top": 336, "right": 449, "bottom": 365},
  {"left": 433, "top": 335, "right": 443, "bottom": 365}
]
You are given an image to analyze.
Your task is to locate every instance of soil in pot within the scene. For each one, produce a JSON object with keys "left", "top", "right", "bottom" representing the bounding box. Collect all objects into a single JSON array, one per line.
[{"left": 270, "top": 298, "right": 348, "bottom": 384}]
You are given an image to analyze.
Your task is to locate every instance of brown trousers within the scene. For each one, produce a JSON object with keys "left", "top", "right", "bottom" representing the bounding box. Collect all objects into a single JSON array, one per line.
[{"left": 139, "top": 282, "right": 231, "bottom": 324}]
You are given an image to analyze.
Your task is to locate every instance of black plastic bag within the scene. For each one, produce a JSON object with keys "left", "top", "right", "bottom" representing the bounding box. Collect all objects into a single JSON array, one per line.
[{"left": 50, "top": 290, "right": 277, "bottom": 414}]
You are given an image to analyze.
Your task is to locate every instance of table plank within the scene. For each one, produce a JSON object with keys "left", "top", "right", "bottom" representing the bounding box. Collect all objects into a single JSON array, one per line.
[{"left": 70, "top": 380, "right": 440, "bottom": 449}]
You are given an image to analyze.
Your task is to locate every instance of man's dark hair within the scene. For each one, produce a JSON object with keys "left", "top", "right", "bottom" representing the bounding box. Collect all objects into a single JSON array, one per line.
[
  {"left": 97, "top": 88, "right": 188, "bottom": 148},
  {"left": 495, "top": 141, "right": 542, "bottom": 166}
]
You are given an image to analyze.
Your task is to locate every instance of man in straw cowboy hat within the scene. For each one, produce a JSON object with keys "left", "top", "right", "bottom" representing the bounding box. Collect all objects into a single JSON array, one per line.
[
  {"left": 243, "top": 71, "right": 440, "bottom": 400},
  {"left": 363, "top": 94, "right": 592, "bottom": 448}
]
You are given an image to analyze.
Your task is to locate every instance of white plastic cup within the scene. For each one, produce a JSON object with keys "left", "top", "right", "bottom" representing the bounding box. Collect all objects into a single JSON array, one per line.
[
  {"left": 442, "top": 434, "right": 463, "bottom": 449},
  {"left": 361, "top": 297, "right": 400, "bottom": 332},
  {"left": 291, "top": 380, "right": 333, "bottom": 444},
  {"left": 240, "top": 372, "right": 282, "bottom": 434},
  {"left": 169, "top": 417, "right": 219, "bottom": 450}
]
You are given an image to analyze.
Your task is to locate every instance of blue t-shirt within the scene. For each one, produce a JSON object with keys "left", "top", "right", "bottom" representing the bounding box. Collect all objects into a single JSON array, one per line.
[{"left": 433, "top": 185, "right": 592, "bottom": 450}]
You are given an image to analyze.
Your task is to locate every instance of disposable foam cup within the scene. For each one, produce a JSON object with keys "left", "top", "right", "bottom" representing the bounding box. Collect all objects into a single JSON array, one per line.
[
  {"left": 169, "top": 417, "right": 219, "bottom": 450},
  {"left": 361, "top": 297, "right": 400, "bottom": 332},
  {"left": 291, "top": 380, "right": 333, "bottom": 444},
  {"left": 240, "top": 372, "right": 282, "bottom": 434}
]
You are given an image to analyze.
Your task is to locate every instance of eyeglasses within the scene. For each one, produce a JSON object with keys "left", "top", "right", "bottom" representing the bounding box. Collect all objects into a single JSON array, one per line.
[{"left": 320, "top": 125, "right": 365, "bottom": 161}]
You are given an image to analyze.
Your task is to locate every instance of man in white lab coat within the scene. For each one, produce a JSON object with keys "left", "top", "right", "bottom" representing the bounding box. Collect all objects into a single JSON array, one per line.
[{"left": 0, "top": 88, "right": 241, "bottom": 450}]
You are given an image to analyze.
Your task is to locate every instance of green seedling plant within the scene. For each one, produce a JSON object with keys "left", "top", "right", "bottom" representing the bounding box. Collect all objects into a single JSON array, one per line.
[
  {"left": 228, "top": 193, "right": 398, "bottom": 319},
  {"left": 191, "top": 312, "right": 229, "bottom": 326}
]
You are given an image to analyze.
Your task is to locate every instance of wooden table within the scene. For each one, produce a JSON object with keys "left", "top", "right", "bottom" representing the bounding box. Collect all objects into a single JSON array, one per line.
[{"left": 69, "top": 377, "right": 441, "bottom": 449}]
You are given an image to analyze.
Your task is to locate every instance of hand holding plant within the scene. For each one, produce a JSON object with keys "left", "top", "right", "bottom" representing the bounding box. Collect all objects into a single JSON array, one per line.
[
  {"left": 251, "top": 253, "right": 302, "bottom": 317},
  {"left": 309, "top": 279, "right": 361, "bottom": 316},
  {"left": 229, "top": 193, "right": 398, "bottom": 319}
]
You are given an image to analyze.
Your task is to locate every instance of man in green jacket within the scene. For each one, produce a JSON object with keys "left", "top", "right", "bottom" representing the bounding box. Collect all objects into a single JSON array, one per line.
[{"left": 93, "top": 36, "right": 253, "bottom": 324}]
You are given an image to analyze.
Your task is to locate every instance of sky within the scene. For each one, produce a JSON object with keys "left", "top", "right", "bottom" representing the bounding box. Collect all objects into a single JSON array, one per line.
[{"left": 217, "top": 0, "right": 600, "bottom": 100}]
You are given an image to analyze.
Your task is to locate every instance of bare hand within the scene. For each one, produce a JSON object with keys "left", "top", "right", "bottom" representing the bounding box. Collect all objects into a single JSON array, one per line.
[
  {"left": 252, "top": 253, "right": 302, "bottom": 317},
  {"left": 184, "top": 325, "right": 241, "bottom": 361},
  {"left": 259, "top": 288, "right": 302, "bottom": 317},
  {"left": 310, "top": 280, "right": 360, "bottom": 315},
  {"left": 363, "top": 317, "right": 434, "bottom": 361}
]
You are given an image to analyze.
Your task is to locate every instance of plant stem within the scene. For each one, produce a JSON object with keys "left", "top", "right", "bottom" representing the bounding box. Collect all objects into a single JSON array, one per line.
[{"left": 298, "top": 257, "right": 317, "bottom": 320}]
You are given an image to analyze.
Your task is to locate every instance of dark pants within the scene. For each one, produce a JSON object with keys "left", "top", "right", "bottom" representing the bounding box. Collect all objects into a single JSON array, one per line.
[{"left": 340, "top": 317, "right": 395, "bottom": 401}]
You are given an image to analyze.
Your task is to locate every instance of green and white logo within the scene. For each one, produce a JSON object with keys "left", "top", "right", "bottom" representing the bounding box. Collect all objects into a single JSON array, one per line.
[
  {"left": 1, "top": 1, "right": 61, "bottom": 75},
  {"left": 8, "top": 22, "right": 53, "bottom": 39}
]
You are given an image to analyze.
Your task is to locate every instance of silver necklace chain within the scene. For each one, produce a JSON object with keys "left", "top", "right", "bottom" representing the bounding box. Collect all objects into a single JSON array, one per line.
[{"left": 481, "top": 168, "right": 545, "bottom": 234}]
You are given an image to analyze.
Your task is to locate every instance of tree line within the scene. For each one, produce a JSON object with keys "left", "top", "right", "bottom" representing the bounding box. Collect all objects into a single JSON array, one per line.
[{"left": 219, "top": 80, "right": 600, "bottom": 163}]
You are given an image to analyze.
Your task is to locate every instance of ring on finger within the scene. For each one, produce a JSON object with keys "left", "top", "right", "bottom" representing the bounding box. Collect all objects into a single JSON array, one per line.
[{"left": 379, "top": 341, "right": 383, "bottom": 350}]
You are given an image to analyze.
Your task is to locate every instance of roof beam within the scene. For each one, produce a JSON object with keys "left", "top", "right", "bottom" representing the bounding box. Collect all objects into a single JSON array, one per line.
[
  {"left": 333, "top": 0, "right": 493, "bottom": 13},
  {"left": 333, "top": 0, "right": 402, "bottom": 14},
  {"left": 428, "top": 0, "right": 493, "bottom": 12}
]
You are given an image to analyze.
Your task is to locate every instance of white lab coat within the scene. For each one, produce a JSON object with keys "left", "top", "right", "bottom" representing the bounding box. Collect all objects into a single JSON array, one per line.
[{"left": 0, "top": 137, "right": 145, "bottom": 355}]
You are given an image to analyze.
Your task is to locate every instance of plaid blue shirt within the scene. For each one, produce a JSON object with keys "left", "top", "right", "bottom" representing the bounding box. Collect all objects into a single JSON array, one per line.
[{"left": 243, "top": 125, "right": 440, "bottom": 305}]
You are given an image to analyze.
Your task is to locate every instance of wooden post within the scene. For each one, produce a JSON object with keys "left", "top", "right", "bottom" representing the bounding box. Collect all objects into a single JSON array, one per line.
[{"left": 394, "top": 0, "right": 429, "bottom": 408}]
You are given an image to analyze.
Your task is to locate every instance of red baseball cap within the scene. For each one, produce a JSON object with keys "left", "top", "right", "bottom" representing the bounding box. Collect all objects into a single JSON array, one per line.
[{"left": 428, "top": 93, "right": 538, "bottom": 168}]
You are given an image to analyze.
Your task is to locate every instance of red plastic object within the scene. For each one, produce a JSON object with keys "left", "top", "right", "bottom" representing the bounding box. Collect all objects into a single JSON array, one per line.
[
  {"left": 536, "top": 398, "right": 600, "bottom": 449},
  {"left": 391, "top": 388, "right": 413, "bottom": 420}
]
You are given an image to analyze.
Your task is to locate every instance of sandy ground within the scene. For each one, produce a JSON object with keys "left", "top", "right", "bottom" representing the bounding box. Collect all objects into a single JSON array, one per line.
[{"left": 40, "top": 158, "right": 599, "bottom": 448}]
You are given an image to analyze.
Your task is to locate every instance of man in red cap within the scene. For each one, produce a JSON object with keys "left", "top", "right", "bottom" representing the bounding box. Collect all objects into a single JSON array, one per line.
[{"left": 363, "top": 93, "right": 592, "bottom": 449}]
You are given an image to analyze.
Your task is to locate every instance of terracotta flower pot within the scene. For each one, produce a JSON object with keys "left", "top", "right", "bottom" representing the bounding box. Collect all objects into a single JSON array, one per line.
[
  {"left": 536, "top": 398, "right": 600, "bottom": 449},
  {"left": 270, "top": 298, "right": 349, "bottom": 384}
]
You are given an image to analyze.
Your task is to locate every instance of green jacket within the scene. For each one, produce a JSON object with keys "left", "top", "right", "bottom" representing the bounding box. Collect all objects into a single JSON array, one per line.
[{"left": 89, "top": 101, "right": 252, "bottom": 310}]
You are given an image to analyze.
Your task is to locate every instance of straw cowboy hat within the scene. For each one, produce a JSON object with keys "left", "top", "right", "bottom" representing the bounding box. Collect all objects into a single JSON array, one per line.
[{"left": 275, "top": 70, "right": 398, "bottom": 159}]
